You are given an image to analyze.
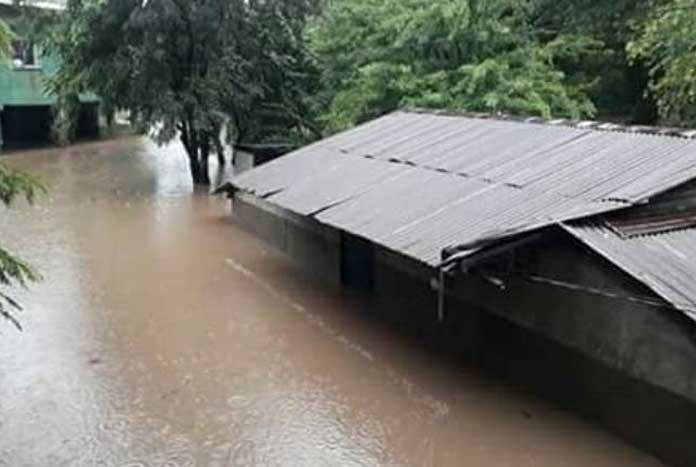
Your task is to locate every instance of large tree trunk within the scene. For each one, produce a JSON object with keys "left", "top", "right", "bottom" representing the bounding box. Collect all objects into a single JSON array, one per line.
[
  {"left": 211, "top": 121, "right": 226, "bottom": 166},
  {"left": 188, "top": 151, "right": 203, "bottom": 184},
  {"left": 200, "top": 137, "right": 211, "bottom": 185},
  {"left": 180, "top": 128, "right": 210, "bottom": 185},
  {"left": 215, "top": 138, "right": 226, "bottom": 167}
]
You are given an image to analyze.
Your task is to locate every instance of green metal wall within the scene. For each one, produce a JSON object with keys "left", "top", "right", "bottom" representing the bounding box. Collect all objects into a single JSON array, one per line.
[
  {"left": 0, "top": 4, "right": 97, "bottom": 106},
  {"left": 0, "top": 54, "right": 98, "bottom": 107},
  {"left": 0, "top": 54, "right": 61, "bottom": 106},
  {"left": 0, "top": 5, "right": 99, "bottom": 148}
]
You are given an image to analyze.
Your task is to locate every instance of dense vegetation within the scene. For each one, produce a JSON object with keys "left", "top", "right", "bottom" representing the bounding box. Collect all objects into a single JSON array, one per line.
[
  {"left": 47, "top": 0, "right": 319, "bottom": 184},
  {"left": 629, "top": 0, "right": 696, "bottom": 124},
  {"left": 0, "top": 17, "right": 10, "bottom": 53},
  {"left": 2, "top": 0, "right": 694, "bottom": 326},
  {"left": 45, "top": 0, "right": 696, "bottom": 183},
  {"left": 309, "top": 0, "right": 597, "bottom": 131},
  {"left": 0, "top": 19, "right": 43, "bottom": 329}
]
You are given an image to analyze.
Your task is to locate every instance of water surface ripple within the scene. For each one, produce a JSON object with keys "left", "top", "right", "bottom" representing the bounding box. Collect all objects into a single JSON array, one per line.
[{"left": 0, "top": 138, "right": 663, "bottom": 466}]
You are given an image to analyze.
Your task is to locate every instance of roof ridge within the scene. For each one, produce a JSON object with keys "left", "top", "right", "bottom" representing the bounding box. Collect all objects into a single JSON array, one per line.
[{"left": 402, "top": 107, "right": 696, "bottom": 140}]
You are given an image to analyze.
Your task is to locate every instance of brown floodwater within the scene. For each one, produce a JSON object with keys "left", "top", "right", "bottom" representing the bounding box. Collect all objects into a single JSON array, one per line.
[{"left": 0, "top": 137, "right": 664, "bottom": 467}]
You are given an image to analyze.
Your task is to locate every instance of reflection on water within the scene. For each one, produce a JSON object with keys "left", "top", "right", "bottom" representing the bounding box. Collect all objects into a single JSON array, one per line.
[{"left": 0, "top": 138, "right": 663, "bottom": 466}]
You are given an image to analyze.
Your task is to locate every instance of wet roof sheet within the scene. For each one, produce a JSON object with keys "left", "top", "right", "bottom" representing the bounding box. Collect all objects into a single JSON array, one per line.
[
  {"left": 564, "top": 222, "right": 696, "bottom": 320},
  {"left": 229, "top": 110, "right": 696, "bottom": 266}
]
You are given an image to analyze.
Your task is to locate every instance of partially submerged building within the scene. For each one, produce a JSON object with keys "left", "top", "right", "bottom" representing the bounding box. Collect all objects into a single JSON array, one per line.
[
  {"left": 0, "top": 0, "right": 99, "bottom": 150},
  {"left": 232, "top": 143, "right": 295, "bottom": 173},
  {"left": 221, "top": 109, "right": 696, "bottom": 465}
]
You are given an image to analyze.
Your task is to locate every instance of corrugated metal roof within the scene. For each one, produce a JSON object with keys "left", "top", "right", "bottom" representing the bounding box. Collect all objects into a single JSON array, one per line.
[
  {"left": 564, "top": 222, "right": 696, "bottom": 320},
  {"left": 229, "top": 110, "right": 696, "bottom": 266}
]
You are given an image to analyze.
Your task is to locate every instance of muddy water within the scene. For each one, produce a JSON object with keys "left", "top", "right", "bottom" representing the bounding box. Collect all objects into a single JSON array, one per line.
[{"left": 0, "top": 138, "right": 663, "bottom": 467}]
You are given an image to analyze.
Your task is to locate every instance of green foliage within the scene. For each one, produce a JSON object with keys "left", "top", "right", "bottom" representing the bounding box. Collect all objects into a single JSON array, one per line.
[
  {"left": 46, "top": 0, "right": 696, "bottom": 148},
  {"left": 629, "top": 0, "right": 696, "bottom": 124},
  {"left": 0, "top": 17, "right": 43, "bottom": 329},
  {"left": 8, "top": 0, "right": 62, "bottom": 44},
  {"left": 308, "top": 0, "right": 597, "bottom": 132},
  {"left": 532, "top": 0, "right": 659, "bottom": 45},
  {"left": 532, "top": 0, "right": 663, "bottom": 122},
  {"left": 0, "top": 19, "right": 13, "bottom": 58},
  {"left": 0, "top": 165, "right": 44, "bottom": 330},
  {"left": 48, "top": 0, "right": 319, "bottom": 184}
]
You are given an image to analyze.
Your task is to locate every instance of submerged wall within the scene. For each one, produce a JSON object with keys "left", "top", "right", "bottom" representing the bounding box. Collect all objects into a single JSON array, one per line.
[
  {"left": 373, "top": 238, "right": 696, "bottom": 466},
  {"left": 231, "top": 192, "right": 696, "bottom": 466},
  {"left": 0, "top": 105, "right": 53, "bottom": 145},
  {"left": 233, "top": 192, "right": 341, "bottom": 284},
  {"left": 0, "top": 103, "right": 100, "bottom": 149}
]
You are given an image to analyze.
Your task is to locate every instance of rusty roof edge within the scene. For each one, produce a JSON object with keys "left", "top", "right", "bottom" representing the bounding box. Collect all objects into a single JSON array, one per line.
[{"left": 402, "top": 107, "right": 696, "bottom": 140}]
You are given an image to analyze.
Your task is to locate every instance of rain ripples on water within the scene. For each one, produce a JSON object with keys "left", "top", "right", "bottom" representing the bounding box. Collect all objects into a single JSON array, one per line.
[{"left": 0, "top": 138, "right": 664, "bottom": 466}]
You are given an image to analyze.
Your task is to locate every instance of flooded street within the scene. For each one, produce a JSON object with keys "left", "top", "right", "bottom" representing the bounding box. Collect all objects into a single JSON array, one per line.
[{"left": 0, "top": 138, "right": 663, "bottom": 466}]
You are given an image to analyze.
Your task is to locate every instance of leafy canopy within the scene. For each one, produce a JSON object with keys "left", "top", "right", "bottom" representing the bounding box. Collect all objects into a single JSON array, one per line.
[
  {"left": 48, "top": 0, "right": 319, "bottom": 184},
  {"left": 629, "top": 0, "right": 696, "bottom": 124},
  {"left": 308, "top": 0, "right": 597, "bottom": 132},
  {"left": 531, "top": 0, "right": 662, "bottom": 122},
  {"left": 0, "top": 20, "right": 10, "bottom": 56},
  {"left": 0, "top": 164, "right": 43, "bottom": 330}
]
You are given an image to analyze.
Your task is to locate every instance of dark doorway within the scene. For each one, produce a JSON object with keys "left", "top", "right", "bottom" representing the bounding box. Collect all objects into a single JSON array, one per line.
[
  {"left": 340, "top": 232, "right": 375, "bottom": 293},
  {"left": 1, "top": 104, "right": 101, "bottom": 149},
  {"left": 1, "top": 105, "right": 53, "bottom": 147},
  {"left": 77, "top": 103, "right": 100, "bottom": 139}
]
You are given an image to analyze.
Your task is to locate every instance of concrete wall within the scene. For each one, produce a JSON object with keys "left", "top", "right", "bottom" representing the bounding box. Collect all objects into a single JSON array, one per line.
[
  {"left": 371, "top": 236, "right": 696, "bottom": 465},
  {"left": 233, "top": 148, "right": 290, "bottom": 175},
  {"left": 232, "top": 192, "right": 342, "bottom": 285},
  {"left": 231, "top": 196, "right": 696, "bottom": 465},
  {"left": 452, "top": 236, "right": 696, "bottom": 406},
  {"left": 233, "top": 150, "right": 256, "bottom": 174}
]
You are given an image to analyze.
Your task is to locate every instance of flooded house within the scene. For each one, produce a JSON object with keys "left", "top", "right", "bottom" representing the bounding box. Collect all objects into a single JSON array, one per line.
[
  {"left": 232, "top": 142, "right": 294, "bottom": 173},
  {"left": 0, "top": 0, "right": 98, "bottom": 150},
  {"left": 221, "top": 109, "right": 696, "bottom": 465}
]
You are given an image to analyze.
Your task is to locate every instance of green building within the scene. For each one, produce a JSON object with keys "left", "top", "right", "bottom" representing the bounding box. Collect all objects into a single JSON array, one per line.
[{"left": 0, "top": 0, "right": 99, "bottom": 150}]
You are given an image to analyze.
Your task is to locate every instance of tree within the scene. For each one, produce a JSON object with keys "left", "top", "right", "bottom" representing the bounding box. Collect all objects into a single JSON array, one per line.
[
  {"left": 0, "top": 166, "right": 43, "bottom": 330},
  {"left": 531, "top": 0, "right": 663, "bottom": 123},
  {"left": 47, "top": 0, "right": 319, "bottom": 185},
  {"left": 308, "top": 0, "right": 597, "bottom": 133},
  {"left": 0, "top": 21, "right": 44, "bottom": 329},
  {"left": 628, "top": 0, "right": 696, "bottom": 124},
  {"left": 0, "top": 17, "right": 11, "bottom": 54}
]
